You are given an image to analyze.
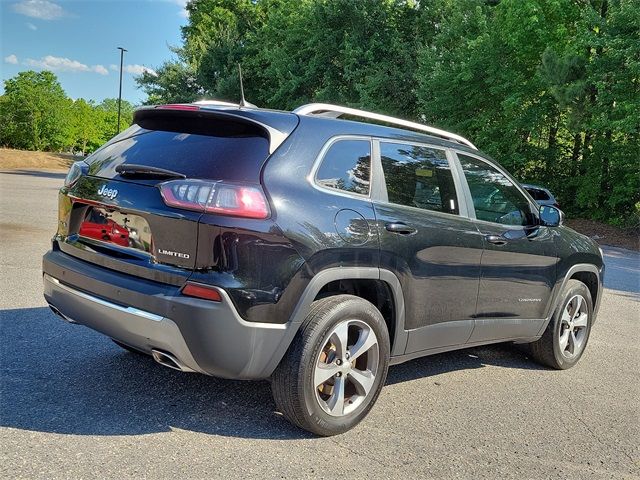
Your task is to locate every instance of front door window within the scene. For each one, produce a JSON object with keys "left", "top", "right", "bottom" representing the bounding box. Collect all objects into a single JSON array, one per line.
[{"left": 457, "top": 154, "right": 535, "bottom": 226}]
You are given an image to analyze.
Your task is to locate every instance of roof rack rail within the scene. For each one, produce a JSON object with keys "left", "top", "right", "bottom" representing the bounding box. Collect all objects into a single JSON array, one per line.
[{"left": 293, "top": 103, "right": 476, "bottom": 150}]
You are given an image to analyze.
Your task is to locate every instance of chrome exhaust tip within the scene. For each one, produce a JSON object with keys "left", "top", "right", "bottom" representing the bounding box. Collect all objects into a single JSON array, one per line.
[{"left": 151, "top": 349, "right": 193, "bottom": 372}]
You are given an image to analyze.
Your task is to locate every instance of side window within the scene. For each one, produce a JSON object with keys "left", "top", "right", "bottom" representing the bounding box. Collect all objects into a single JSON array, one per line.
[
  {"left": 316, "top": 139, "right": 371, "bottom": 195},
  {"left": 458, "top": 154, "right": 534, "bottom": 226},
  {"left": 380, "top": 142, "right": 459, "bottom": 215}
]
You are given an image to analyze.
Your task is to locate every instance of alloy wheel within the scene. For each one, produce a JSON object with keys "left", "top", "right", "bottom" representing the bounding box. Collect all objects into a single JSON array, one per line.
[
  {"left": 314, "top": 319, "right": 379, "bottom": 417},
  {"left": 558, "top": 294, "right": 589, "bottom": 359}
]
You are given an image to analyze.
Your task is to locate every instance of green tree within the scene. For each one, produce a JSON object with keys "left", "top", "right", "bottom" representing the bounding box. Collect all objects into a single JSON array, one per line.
[
  {"left": 96, "top": 98, "right": 135, "bottom": 138},
  {"left": 137, "top": 0, "right": 261, "bottom": 104},
  {"left": 136, "top": 0, "right": 639, "bottom": 226},
  {"left": 248, "top": 0, "right": 419, "bottom": 114},
  {"left": 69, "top": 99, "right": 101, "bottom": 155},
  {"left": 0, "top": 70, "right": 73, "bottom": 151},
  {"left": 573, "top": 0, "right": 640, "bottom": 223},
  {"left": 137, "top": 0, "right": 420, "bottom": 114},
  {"left": 138, "top": 60, "right": 202, "bottom": 104}
]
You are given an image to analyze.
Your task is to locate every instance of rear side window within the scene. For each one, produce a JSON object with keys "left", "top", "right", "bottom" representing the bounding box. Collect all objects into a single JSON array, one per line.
[
  {"left": 315, "top": 139, "right": 371, "bottom": 195},
  {"left": 85, "top": 118, "right": 270, "bottom": 182},
  {"left": 380, "top": 142, "right": 459, "bottom": 215}
]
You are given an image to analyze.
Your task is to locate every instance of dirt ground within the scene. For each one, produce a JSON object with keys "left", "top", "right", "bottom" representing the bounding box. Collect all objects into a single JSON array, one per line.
[
  {"left": 1, "top": 147, "right": 637, "bottom": 251},
  {"left": 566, "top": 218, "right": 639, "bottom": 252},
  {"left": 0, "top": 148, "right": 80, "bottom": 171}
]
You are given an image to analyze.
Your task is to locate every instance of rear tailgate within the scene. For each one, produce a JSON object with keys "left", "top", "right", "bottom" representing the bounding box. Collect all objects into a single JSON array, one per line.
[
  {"left": 55, "top": 106, "right": 298, "bottom": 286},
  {"left": 58, "top": 176, "right": 201, "bottom": 285}
]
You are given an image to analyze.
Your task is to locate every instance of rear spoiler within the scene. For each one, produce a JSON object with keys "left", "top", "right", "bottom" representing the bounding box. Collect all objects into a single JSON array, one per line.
[{"left": 133, "top": 105, "right": 299, "bottom": 154}]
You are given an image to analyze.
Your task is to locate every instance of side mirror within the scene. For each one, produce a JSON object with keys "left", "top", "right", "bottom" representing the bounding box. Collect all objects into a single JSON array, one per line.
[{"left": 539, "top": 205, "right": 563, "bottom": 227}]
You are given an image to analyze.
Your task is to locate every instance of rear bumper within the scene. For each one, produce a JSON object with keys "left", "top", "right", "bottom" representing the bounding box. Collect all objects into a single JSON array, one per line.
[{"left": 43, "top": 249, "right": 298, "bottom": 379}]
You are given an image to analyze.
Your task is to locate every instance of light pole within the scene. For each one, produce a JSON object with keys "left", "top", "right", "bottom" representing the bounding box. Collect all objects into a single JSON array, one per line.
[{"left": 116, "top": 46, "right": 127, "bottom": 134}]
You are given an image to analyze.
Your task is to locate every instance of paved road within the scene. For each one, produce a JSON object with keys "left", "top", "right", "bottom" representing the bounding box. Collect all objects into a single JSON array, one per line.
[{"left": 0, "top": 171, "right": 638, "bottom": 479}]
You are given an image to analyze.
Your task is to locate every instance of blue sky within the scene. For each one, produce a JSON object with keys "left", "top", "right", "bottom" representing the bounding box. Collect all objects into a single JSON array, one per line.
[{"left": 1, "top": 0, "right": 187, "bottom": 104}]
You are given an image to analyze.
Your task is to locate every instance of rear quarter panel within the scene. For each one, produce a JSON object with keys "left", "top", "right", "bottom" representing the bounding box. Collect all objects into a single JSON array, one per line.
[{"left": 262, "top": 117, "right": 381, "bottom": 273}]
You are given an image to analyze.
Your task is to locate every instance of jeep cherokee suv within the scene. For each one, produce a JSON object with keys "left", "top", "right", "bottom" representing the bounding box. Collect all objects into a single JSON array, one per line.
[{"left": 43, "top": 102, "right": 604, "bottom": 436}]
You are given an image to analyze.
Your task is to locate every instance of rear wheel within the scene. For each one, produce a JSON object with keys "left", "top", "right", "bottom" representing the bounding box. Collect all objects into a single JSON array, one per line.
[
  {"left": 529, "top": 279, "right": 593, "bottom": 369},
  {"left": 271, "top": 295, "right": 390, "bottom": 436}
]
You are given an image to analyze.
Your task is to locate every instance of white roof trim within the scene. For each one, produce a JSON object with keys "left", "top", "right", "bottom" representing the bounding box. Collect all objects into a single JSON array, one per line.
[{"left": 293, "top": 103, "right": 477, "bottom": 150}]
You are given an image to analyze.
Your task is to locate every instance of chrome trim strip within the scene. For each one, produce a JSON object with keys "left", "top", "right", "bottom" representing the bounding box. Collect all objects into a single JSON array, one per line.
[
  {"left": 294, "top": 103, "right": 477, "bottom": 150},
  {"left": 45, "top": 274, "right": 164, "bottom": 322}
]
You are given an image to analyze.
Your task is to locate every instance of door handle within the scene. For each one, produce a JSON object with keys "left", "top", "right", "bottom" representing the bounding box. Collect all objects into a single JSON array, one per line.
[
  {"left": 385, "top": 222, "right": 417, "bottom": 235},
  {"left": 485, "top": 234, "right": 508, "bottom": 246}
]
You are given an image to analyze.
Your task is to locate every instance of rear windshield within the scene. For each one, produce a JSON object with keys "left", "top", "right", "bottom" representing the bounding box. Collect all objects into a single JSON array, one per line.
[{"left": 86, "top": 117, "right": 270, "bottom": 182}]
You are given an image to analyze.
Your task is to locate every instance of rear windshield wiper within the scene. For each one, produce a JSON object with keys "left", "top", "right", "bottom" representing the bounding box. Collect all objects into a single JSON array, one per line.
[{"left": 115, "top": 164, "right": 186, "bottom": 179}]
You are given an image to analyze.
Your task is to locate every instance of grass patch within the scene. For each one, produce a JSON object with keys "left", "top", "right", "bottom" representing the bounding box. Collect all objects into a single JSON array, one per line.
[{"left": 0, "top": 148, "right": 83, "bottom": 171}]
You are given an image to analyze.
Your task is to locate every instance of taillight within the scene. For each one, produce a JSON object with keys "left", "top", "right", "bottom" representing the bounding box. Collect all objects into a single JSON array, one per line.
[
  {"left": 181, "top": 282, "right": 222, "bottom": 302},
  {"left": 159, "top": 179, "right": 270, "bottom": 219},
  {"left": 64, "top": 161, "right": 86, "bottom": 188}
]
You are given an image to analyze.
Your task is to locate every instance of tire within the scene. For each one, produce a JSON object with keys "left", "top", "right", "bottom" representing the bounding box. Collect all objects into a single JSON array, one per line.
[
  {"left": 111, "top": 339, "right": 147, "bottom": 355},
  {"left": 529, "top": 279, "right": 593, "bottom": 369},
  {"left": 271, "top": 294, "right": 390, "bottom": 436}
]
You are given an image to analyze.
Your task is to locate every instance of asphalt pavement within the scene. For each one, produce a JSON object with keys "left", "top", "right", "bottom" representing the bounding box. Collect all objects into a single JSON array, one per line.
[{"left": 0, "top": 171, "right": 638, "bottom": 479}]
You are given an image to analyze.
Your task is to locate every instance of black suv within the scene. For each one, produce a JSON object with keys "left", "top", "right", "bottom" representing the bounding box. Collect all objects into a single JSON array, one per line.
[{"left": 43, "top": 102, "right": 604, "bottom": 436}]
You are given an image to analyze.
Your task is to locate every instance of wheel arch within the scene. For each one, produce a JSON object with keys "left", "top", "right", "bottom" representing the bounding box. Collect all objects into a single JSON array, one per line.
[
  {"left": 537, "top": 263, "right": 603, "bottom": 336},
  {"left": 563, "top": 264, "right": 602, "bottom": 321},
  {"left": 287, "top": 268, "right": 407, "bottom": 357},
  {"left": 570, "top": 270, "right": 599, "bottom": 309}
]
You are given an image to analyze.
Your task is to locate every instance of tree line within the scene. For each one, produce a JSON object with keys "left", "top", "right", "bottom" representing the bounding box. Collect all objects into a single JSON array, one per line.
[
  {"left": 0, "top": 1, "right": 636, "bottom": 226},
  {"left": 0, "top": 70, "right": 134, "bottom": 155},
  {"left": 137, "top": 0, "right": 639, "bottom": 226}
]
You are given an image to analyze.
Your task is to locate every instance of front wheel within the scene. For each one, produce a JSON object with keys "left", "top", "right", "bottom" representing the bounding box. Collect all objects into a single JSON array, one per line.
[
  {"left": 529, "top": 279, "right": 593, "bottom": 369},
  {"left": 271, "top": 295, "right": 390, "bottom": 436}
]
